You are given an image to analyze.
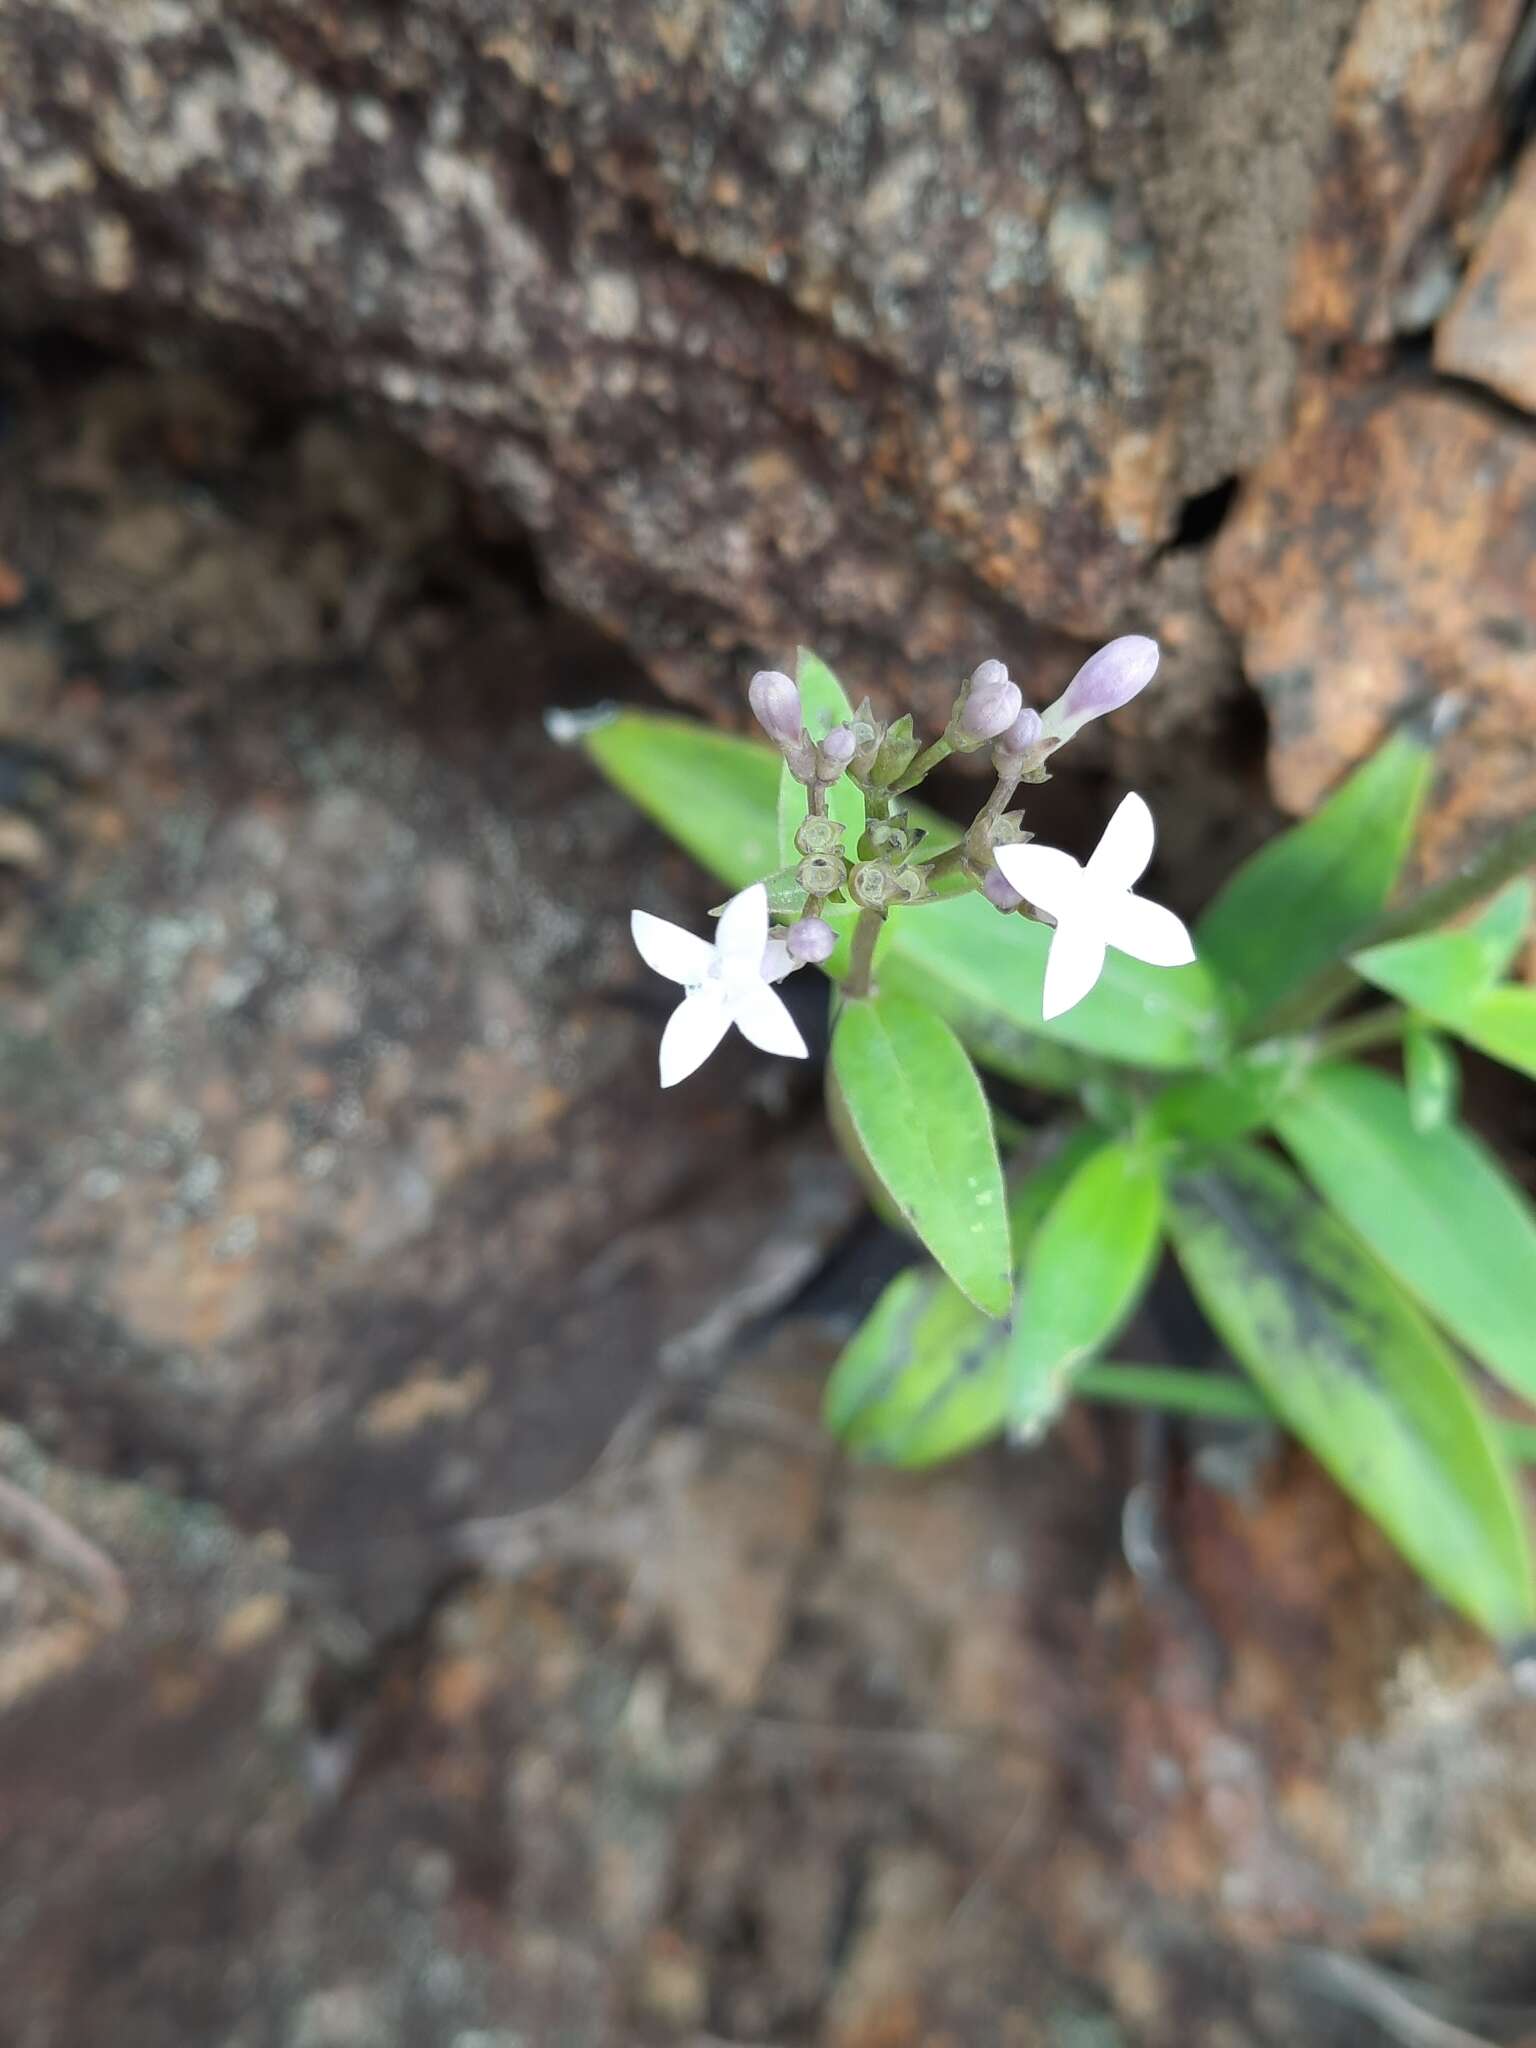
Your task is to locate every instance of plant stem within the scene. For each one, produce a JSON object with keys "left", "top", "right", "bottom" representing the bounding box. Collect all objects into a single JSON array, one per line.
[
  {"left": 918, "top": 843, "right": 970, "bottom": 887},
  {"left": 844, "top": 906, "right": 884, "bottom": 998},
  {"left": 1240, "top": 810, "right": 1536, "bottom": 1044},
  {"left": 1312, "top": 1005, "right": 1409, "bottom": 1062},
  {"left": 891, "top": 737, "right": 953, "bottom": 793},
  {"left": 1076, "top": 1363, "right": 1269, "bottom": 1422},
  {"left": 807, "top": 784, "right": 828, "bottom": 820},
  {"left": 1076, "top": 1362, "right": 1536, "bottom": 1464}
]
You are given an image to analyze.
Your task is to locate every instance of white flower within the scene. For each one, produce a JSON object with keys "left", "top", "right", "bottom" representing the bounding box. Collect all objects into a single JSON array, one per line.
[
  {"left": 631, "top": 882, "right": 809, "bottom": 1087},
  {"left": 992, "top": 791, "right": 1195, "bottom": 1020}
]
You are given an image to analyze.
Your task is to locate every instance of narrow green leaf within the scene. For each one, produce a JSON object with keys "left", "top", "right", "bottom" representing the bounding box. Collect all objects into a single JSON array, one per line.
[
  {"left": 823, "top": 1126, "right": 1107, "bottom": 1464},
  {"left": 1006, "top": 1141, "right": 1164, "bottom": 1436},
  {"left": 1146, "top": 1044, "right": 1303, "bottom": 1147},
  {"left": 1441, "top": 987, "right": 1536, "bottom": 1082},
  {"left": 831, "top": 992, "right": 1011, "bottom": 1316},
  {"left": 1168, "top": 1143, "right": 1535, "bottom": 1638},
  {"left": 1403, "top": 1026, "right": 1458, "bottom": 1133},
  {"left": 877, "top": 890, "right": 1227, "bottom": 1073},
  {"left": 1197, "top": 735, "right": 1431, "bottom": 1021},
  {"left": 776, "top": 648, "right": 865, "bottom": 869},
  {"left": 584, "top": 714, "right": 781, "bottom": 891},
  {"left": 1356, "top": 884, "right": 1536, "bottom": 1083},
  {"left": 584, "top": 709, "right": 1226, "bottom": 1073},
  {"left": 1353, "top": 878, "right": 1533, "bottom": 1014},
  {"left": 1276, "top": 1063, "right": 1536, "bottom": 1404}
]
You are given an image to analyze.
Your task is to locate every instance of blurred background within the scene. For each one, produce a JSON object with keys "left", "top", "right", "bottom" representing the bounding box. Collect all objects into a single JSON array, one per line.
[{"left": 1, "top": 3, "right": 1534, "bottom": 2043}]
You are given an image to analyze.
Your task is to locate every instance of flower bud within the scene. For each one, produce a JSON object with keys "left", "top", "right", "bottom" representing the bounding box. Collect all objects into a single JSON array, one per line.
[
  {"left": 785, "top": 915, "right": 837, "bottom": 964},
  {"left": 995, "top": 704, "right": 1044, "bottom": 757},
  {"left": 1040, "top": 635, "right": 1159, "bottom": 746},
  {"left": 815, "top": 723, "right": 857, "bottom": 783},
  {"left": 748, "top": 668, "right": 804, "bottom": 750},
  {"left": 958, "top": 661, "right": 1023, "bottom": 742},
  {"left": 982, "top": 867, "right": 1024, "bottom": 913},
  {"left": 870, "top": 712, "right": 919, "bottom": 786}
]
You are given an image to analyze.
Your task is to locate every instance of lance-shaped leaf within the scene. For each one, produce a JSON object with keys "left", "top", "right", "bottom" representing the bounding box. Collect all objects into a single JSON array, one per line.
[
  {"left": 830, "top": 992, "right": 1011, "bottom": 1316},
  {"left": 824, "top": 1127, "right": 1105, "bottom": 1465},
  {"left": 1197, "top": 734, "right": 1430, "bottom": 1022},
  {"left": 1354, "top": 880, "right": 1536, "bottom": 1083},
  {"left": 1005, "top": 1140, "right": 1164, "bottom": 1437},
  {"left": 1276, "top": 1063, "right": 1536, "bottom": 1405},
  {"left": 776, "top": 647, "right": 866, "bottom": 868},
  {"left": 1168, "top": 1143, "right": 1535, "bottom": 1639}
]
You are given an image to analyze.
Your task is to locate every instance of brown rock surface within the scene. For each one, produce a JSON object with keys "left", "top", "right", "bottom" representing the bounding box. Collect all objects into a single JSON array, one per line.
[
  {"left": 0, "top": 0, "right": 1359, "bottom": 716},
  {"left": 1436, "top": 143, "right": 1536, "bottom": 411},
  {"left": 1287, "top": 0, "right": 1523, "bottom": 342},
  {"left": 1208, "top": 373, "right": 1536, "bottom": 872}
]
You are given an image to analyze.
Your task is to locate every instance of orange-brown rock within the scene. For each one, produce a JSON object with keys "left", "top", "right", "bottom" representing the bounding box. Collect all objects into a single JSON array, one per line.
[
  {"left": 1288, "top": 0, "right": 1523, "bottom": 342},
  {"left": 1209, "top": 374, "right": 1536, "bottom": 875},
  {"left": 1436, "top": 145, "right": 1536, "bottom": 412}
]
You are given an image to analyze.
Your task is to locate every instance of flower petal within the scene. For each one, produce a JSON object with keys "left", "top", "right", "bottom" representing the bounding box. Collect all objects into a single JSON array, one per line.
[
  {"left": 730, "top": 980, "right": 810, "bottom": 1060},
  {"left": 1086, "top": 791, "right": 1155, "bottom": 892},
  {"left": 715, "top": 882, "right": 769, "bottom": 963},
  {"left": 992, "top": 842, "right": 1083, "bottom": 918},
  {"left": 1042, "top": 921, "right": 1107, "bottom": 1020},
  {"left": 1104, "top": 892, "right": 1196, "bottom": 968},
  {"left": 658, "top": 988, "right": 731, "bottom": 1087},
  {"left": 760, "top": 937, "right": 797, "bottom": 984},
  {"left": 632, "top": 909, "right": 714, "bottom": 986}
]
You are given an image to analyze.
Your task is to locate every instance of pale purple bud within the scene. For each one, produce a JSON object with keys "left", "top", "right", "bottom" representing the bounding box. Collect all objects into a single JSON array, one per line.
[
  {"left": 960, "top": 663, "right": 1023, "bottom": 740},
  {"left": 785, "top": 915, "right": 837, "bottom": 964},
  {"left": 748, "top": 668, "right": 804, "bottom": 749},
  {"left": 995, "top": 705, "right": 1044, "bottom": 757},
  {"left": 1041, "top": 636, "right": 1159, "bottom": 745},
  {"left": 982, "top": 868, "right": 1024, "bottom": 913},
  {"left": 815, "top": 724, "right": 857, "bottom": 782}
]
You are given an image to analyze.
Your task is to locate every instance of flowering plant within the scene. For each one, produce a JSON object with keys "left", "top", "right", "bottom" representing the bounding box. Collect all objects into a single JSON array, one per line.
[{"left": 584, "top": 647, "right": 1536, "bottom": 1638}]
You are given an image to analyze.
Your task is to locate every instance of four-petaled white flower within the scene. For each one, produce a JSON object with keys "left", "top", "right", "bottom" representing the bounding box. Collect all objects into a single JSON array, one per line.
[
  {"left": 992, "top": 791, "right": 1195, "bottom": 1020},
  {"left": 631, "top": 881, "right": 809, "bottom": 1087}
]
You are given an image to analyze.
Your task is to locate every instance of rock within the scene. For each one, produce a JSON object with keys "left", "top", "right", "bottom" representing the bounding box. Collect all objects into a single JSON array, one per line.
[
  {"left": 0, "top": 360, "right": 860, "bottom": 1638},
  {"left": 1208, "top": 373, "right": 1536, "bottom": 873},
  {"left": 0, "top": 0, "right": 1358, "bottom": 713},
  {"left": 1436, "top": 143, "right": 1536, "bottom": 411},
  {"left": 1288, "top": 0, "right": 1524, "bottom": 343}
]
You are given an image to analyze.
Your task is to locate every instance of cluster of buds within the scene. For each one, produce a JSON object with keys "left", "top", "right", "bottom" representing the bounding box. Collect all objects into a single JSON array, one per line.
[{"left": 636, "top": 634, "right": 1191, "bottom": 1082}]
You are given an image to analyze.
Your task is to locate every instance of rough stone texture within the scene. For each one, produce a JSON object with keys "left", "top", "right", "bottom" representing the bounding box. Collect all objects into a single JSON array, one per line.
[
  {"left": 1287, "top": 0, "right": 1524, "bottom": 342},
  {"left": 6, "top": 353, "right": 1536, "bottom": 2048},
  {"left": 0, "top": 358, "right": 860, "bottom": 1638},
  {"left": 0, "top": 0, "right": 1360, "bottom": 720},
  {"left": 1436, "top": 142, "right": 1536, "bottom": 411},
  {"left": 1208, "top": 372, "right": 1536, "bottom": 873}
]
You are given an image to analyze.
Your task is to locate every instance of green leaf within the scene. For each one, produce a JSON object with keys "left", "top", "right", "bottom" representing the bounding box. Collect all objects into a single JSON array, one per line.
[
  {"left": 1276, "top": 1063, "right": 1536, "bottom": 1405},
  {"left": 1197, "top": 735, "right": 1431, "bottom": 1021},
  {"left": 1354, "top": 881, "right": 1536, "bottom": 1083},
  {"left": 584, "top": 713, "right": 781, "bottom": 892},
  {"left": 1168, "top": 1143, "right": 1535, "bottom": 1638},
  {"left": 1403, "top": 1026, "right": 1458, "bottom": 1133},
  {"left": 776, "top": 648, "right": 866, "bottom": 869},
  {"left": 1146, "top": 1044, "right": 1303, "bottom": 1147},
  {"left": 1006, "top": 1140, "right": 1164, "bottom": 1436},
  {"left": 830, "top": 991, "right": 1011, "bottom": 1316},
  {"left": 1354, "top": 878, "right": 1533, "bottom": 1013},
  {"left": 584, "top": 708, "right": 1228, "bottom": 1074},
  {"left": 877, "top": 890, "right": 1227, "bottom": 1074},
  {"left": 823, "top": 1126, "right": 1106, "bottom": 1464}
]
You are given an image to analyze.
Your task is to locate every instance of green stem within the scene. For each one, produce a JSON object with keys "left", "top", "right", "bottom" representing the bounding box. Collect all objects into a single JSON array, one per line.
[
  {"left": 1312, "top": 1005, "right": 1409, "bottom": 1063},
  {"left": 1077, "top": 1362, "right": 1536, "bottom": 1463},
  {"left": 917, "top": 844, "right": 971, "bottom": 887},
  {"left": 844, "top": 906, "right": 885, "bottom": 998},
  {"left": 1241, "top": 810, "right": 1536, "bottom": 1044},
  {"left": 891, "top": 737, "right": 953, "bottom": 793}
]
